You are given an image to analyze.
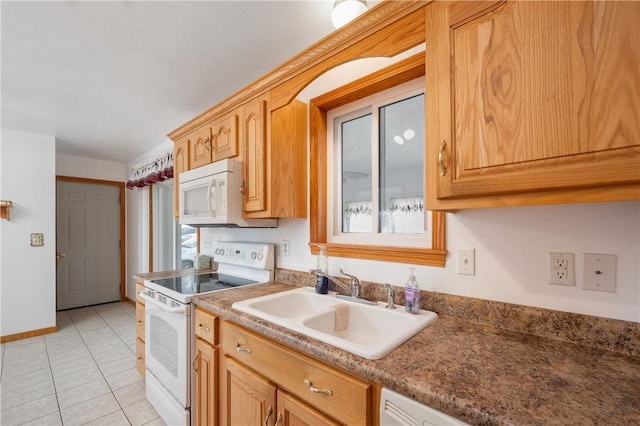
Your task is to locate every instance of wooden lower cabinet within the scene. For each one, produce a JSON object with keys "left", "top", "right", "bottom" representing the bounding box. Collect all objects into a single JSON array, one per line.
[
  {"left": 222, "top": 356, "right": 338, "bottom": 426},
  {"left": 195, "top": 338, "right": 218, "bottom": 426},
  {"left": 218, "top": 320, "right": 372, "bottom": 426},
  {"left": 135, "top": 282, "right": 146, "bottom": 377},
  {"left": 276, "top": 389, "right": 340, "bottom": 426}
]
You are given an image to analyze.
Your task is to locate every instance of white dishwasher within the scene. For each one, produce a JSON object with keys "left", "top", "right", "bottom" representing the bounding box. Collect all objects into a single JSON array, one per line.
[{"left": 380, "top": 388, "right": 470, "bottom": 426}]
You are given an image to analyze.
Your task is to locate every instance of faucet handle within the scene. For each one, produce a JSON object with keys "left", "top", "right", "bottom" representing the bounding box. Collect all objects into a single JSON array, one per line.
[
  {"left": 339, "top": 269, "right": 360, "bottom": 285},
  {"left": 383, "top": 283, "right": 396, "bottom": 309}
]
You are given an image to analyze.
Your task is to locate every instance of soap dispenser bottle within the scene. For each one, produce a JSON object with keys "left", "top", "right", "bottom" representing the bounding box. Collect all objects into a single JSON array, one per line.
[
  {"left": 404, "top": 268, "right": 420, "bottom": 314},
  {"left": 315, "top": 245, "right": 329, "bottom": 294}
]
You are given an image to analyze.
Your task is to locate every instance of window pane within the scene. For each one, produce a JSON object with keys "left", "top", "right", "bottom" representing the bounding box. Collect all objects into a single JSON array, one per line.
[
  {"left": 152, "top": 183, "right": 178, "bottom": 271},
  {"left": 180, "top": 225, "right": 197, "bottom": 268},
  {"left": 379, "top": 94, "right": 425, "bottom": 234},
  {"left": 340, "top": 113, "right": 372, "bottom": 233}
]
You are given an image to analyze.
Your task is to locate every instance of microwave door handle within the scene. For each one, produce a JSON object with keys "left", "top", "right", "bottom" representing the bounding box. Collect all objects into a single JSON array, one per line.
[{"left": 207, "top": 178, "right": 217, "bottom": 217}]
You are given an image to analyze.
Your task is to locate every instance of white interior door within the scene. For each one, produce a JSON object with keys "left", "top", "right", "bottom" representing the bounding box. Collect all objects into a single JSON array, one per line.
[{"left": 56, "top": 180, "right": 121, "bottom": 310}]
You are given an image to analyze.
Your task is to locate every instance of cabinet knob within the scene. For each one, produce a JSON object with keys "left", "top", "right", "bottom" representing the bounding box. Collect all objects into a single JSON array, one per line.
[{"left": 438, "top": 139, "right": 447, "bottom": 177}]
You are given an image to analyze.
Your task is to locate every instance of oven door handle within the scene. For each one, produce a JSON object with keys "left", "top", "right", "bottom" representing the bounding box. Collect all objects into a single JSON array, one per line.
[{"left": 139, "top": 290, "right": 186, "bottom": 313}]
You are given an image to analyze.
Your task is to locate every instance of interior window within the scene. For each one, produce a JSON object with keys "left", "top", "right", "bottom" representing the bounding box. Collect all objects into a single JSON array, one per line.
[
  {"left": 309, "top": 52, "right": 446, "bottom": 266},
  {"left": 327, "top": 79, "right": 427, "bottom": 246}
]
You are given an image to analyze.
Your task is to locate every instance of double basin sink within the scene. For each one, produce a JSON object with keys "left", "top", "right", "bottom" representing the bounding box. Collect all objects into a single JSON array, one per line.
[{"left": 232, "top": 287, "right": 437, "bottom": 359}]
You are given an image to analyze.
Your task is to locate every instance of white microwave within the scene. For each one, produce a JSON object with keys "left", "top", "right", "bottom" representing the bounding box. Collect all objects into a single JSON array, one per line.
[{"left": 179, "top": 159, "right": 277, "bottom": 228}]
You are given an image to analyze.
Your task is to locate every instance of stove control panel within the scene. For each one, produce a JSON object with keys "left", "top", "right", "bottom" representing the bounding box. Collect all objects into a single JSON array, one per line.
[{"left": 213, "top": 241, "right": 274, "bottom": 271}]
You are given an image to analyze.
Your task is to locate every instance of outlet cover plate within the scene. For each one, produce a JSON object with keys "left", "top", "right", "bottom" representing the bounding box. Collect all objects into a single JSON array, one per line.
[
  {"left": 548, "top": 252, "right": 575, "bottom": 286},
  {"left": 583, "top": 253, "right": 616, "bottom": 293}
]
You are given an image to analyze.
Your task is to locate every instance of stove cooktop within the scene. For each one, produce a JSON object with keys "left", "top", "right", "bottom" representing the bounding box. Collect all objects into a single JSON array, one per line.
[{"left": 149, "top": 273, "right": 258, "bottom": 296}]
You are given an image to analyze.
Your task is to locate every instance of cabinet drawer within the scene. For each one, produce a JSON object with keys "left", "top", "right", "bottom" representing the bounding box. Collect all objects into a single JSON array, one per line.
[
  {"left": 135, "top": 302, "right": 145, "bottom": 340},
  {"left": 195, "top": 309, "right": 217, "bottom": 345},
  {"left": 220, "top": 321, "right": 371, "bottom": 425},
  {"left": 136, "top": 337, "right": 145, "bottom": 377},
  {"left": 135, "top": 282, "right": 145, "bottom": 304}
]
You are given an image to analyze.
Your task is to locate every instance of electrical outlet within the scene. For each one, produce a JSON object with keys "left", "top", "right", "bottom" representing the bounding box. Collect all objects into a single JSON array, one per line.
[
  {"left": 548, "top": 252, "right": 575, "bottom": 286},
  {"left": 583, "top": 253, "right": 616, "bottom": 293},
  {"left": 457, "top": 248, "right": 475, "bottom": 275},
  {"left": 282, "top": 240, "right": 290, "bottom": 257}
]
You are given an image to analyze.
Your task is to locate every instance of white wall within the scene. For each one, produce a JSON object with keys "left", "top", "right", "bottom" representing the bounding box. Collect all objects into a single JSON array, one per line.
[
  {"left": 0, "top": 129, "right": 57, "bottom": 336},
  {"left": 56, "top": 153, "right": 128, "bottom": 182},
  {"left": 198, "top": 201, "right": 640, "bottom": 323}
]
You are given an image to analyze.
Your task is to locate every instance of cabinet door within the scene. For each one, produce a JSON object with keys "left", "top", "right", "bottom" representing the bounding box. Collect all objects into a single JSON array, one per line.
[
  {"left": 189, "top": 126, "right": 213, "bottom": 169},
  {"left": 195, "top": 339, "right": 218, "bottom": 426},
  {"left": 212, "top": 112, "right": 239, "bottom": 162},
  {"left": 242, "top": 95, "right": 268, "bottom": 213},
  {"left": 173, "top": 138, "right": 190, "bottom": 218},
  {"left": 135, "top": 337, "right": 145, "bottom": 377},
  {"left": 426, "top": 0, "right": 640, "bottom": 208},
  {"left": 276, "top": 390, "right": 340, "bottom": 426},
  {"left": 223, "top": 356, "right": 277, "bottom": 426}
]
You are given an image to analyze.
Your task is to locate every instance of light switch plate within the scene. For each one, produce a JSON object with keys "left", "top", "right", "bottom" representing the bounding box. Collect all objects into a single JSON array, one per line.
[
  {"left": 583, "top": 253, "right": 616, "bottom": 293},
  {"left": 457, "top": 248, "right": 475, "bottom": 275}
]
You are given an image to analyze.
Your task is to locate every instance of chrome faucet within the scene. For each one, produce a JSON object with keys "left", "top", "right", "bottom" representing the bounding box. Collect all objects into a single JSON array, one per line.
[
  {"left": 383, "top": 283, "right": 396, "bottom": 309},
  {"left": 309, "top": 269, "right": 377, "bottom": 306}
]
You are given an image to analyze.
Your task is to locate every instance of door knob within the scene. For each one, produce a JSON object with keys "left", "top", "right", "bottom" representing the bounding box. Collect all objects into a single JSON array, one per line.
[{"left": 56, "top": 253, "right": 66, "bottom": 259}]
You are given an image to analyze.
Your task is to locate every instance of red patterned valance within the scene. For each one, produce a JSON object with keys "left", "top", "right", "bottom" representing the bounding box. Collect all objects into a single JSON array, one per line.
[{"left": 126, "top": 151, "right": 173, "bottom": 189}]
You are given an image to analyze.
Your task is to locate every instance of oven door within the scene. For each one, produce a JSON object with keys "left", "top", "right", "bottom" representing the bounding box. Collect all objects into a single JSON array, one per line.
[{"left": 140, "top": 289, "right": 190, "bottom": 407}]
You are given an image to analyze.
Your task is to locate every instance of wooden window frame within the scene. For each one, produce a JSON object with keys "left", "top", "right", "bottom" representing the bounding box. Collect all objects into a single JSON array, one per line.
[{"left": 309, "top": 53, "right": 447, "bottom": 266}]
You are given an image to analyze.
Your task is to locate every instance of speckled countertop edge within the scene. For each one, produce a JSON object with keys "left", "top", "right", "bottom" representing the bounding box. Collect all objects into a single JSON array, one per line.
[{"left": 193, "top": 281, "right": 640, "bottom": 426}]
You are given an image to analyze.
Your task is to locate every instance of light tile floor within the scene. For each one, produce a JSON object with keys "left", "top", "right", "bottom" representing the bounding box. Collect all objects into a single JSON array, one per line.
[{"left": 1, "top": 302, "right": 165, "bottom": 426}]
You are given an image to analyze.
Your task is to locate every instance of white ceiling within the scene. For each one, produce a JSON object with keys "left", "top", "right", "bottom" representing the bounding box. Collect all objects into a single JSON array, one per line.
[{"left": 1, "top": 1, "right": 339, "bottom": 164}]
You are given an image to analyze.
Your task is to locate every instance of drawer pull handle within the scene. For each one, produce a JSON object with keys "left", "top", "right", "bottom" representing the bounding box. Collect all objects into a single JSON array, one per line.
[
  {"left": 136, "top": 356, "right": 144, "bottom": 363},
  {"left": 235, "top": 343, "right": 252, "bottom": 354},
  {"left": 303, "top": 379, "right": 333, "bottom": 396},
  {"left": 274, "top": 413, "right": 282, "bottom": 426},
  {"left": 438, "top": 139, "right": 447, "bottom": 177},
  {"left": 198, "top": 325, "right": 211, "bottom": 332},
  {"left": 264, "top": 405, "right": 272, "bottom": 426},
  {"left": 192, "top": 355, "right": 198, "bottom": 372}
]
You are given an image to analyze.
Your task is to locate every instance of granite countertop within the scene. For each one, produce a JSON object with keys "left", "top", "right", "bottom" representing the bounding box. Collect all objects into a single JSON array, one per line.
[{"left": 193, "top": 281, "right": 640, "bottom": 426}]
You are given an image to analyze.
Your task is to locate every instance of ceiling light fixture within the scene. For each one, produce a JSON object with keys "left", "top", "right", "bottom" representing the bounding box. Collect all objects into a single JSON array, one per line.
[{"left": 331, "top": 0, "right": 368, "bottom": 29}]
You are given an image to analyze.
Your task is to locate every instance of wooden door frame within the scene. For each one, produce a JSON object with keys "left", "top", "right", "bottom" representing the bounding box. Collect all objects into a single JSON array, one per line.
[{"left": 56, "top": 176, "right": 127, "bottom": 302}]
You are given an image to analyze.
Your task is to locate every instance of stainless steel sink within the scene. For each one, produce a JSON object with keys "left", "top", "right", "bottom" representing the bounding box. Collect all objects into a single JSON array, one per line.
[{"left": 232, "top": 287, "right": 437, "bottom": 359}]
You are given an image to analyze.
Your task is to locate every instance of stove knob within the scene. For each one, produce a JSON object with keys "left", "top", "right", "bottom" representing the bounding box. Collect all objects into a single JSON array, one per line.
[
  {"left": 258, "top": 252, "right": 264, "bottom": 260},
  {"left": 251, "top": 251, "right": 257, "bottom": 260}
]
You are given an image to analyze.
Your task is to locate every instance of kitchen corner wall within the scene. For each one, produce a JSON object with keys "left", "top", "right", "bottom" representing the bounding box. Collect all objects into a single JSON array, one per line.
[
  {"left": 199, "top": 200, "right": 640, "bottom": 323},
  {"left": 0, "top": 128, "right": 57, "bottom": 336}
]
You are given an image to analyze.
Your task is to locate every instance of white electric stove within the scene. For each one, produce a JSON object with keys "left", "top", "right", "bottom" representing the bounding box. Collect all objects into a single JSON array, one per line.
[{"left": 140, "top": 241, "right": 274, "bottom": 426}]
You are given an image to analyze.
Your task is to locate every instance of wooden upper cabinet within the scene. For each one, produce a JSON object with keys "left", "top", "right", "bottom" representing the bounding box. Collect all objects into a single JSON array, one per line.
[
  {"left": 211, "top": 111, "right": 239, "bottom": 162},
  {"left": 241, "top": 93, "right": 308, "bottom": 219},
  {"left": 189, "top": 126, "right": 213, "bottom": 169},
  {"left": 426, "top": 0, "right": 640, "bottom": 209},
  {"left": 242, "top": 95, "right": 268, "bottom": 213},
  {"left": 173, "top": 138, "right": 189, "bottom": 218}
]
